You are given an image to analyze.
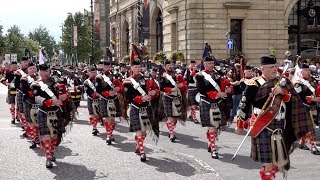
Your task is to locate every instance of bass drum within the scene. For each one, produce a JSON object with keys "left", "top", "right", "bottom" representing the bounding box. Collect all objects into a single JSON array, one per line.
[{"left": 195, "top": 93, "right": 201, "bottom": 103}]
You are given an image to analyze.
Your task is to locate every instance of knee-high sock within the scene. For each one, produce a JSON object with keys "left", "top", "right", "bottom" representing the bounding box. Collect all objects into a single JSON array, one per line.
[
  {"left": 190, "top": 107, "right": 196, "bottom": 119},
  {"left": 166, "top": 120, "right": 177, "bottom": 135},
  {"left": 30, "top": 126, "right": 39, "bottom": 142},
  {"left": 9, "top": 107, "right": 15, "bottom": 120},
  {"left": 40, "top": 139, "right": 54, "bottom": 160},
  {"left": 135, "top": 135, "right": 146, "bottom": 154},
  {"left": 259, "top": 167, "right": 278, "bottom": 180},
  {"left": 105, "top": 121, "right": 116, "bottom": 138},
  {"left": 89, "top": 116, "right": 99, "bottom": 129},
  {"left": 207, "top": 131, "right": 217, "bottom": 152}
]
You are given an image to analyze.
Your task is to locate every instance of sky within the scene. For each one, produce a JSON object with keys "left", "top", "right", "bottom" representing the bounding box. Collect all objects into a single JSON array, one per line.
[{"left": 0, "top": 0, "right": 90, "bottom": 42}]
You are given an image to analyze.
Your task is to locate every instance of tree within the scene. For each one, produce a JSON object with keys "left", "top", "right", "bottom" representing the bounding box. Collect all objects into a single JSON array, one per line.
[
  {"left": 0, "top": 25, "right": 6, "bottom": 55},
  {"left": 28, "top": 25, "right": 58, "bottom": 60},
  {"left": 60, "top": 12, "right": 103, "bottom": 65},
  {"left": 5, "top": 25, "right": 25, "bottom": 60},
  {"left": 24, "top": 38, "right": 40, "bottom": 60}
]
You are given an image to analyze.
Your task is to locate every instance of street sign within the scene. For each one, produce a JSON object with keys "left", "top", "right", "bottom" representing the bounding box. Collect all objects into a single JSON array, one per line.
[{"left": 227, "top": 39, "right": 234, "bottom": 49}]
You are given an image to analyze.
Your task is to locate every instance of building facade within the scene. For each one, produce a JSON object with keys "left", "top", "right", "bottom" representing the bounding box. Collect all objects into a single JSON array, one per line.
[{"left": 109, "top": 0, "right": 320, "bottom": 65}]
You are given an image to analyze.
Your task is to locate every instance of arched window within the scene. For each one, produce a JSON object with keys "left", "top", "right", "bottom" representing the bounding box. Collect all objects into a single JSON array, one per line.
[{"left": 288, "top": 0, "right": 320, "bottom": 56}]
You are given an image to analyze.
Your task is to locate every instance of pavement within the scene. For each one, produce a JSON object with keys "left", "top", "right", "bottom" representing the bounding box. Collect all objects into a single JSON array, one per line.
[{"left": 0, "top": 84, "right": 319, "bottom": 180}]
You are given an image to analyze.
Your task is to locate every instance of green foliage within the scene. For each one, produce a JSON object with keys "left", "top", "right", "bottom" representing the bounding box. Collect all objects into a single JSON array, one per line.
[
  {"left": 169, "top": 51, "right": 185, "bottom": 62},
  {"left": 5, "top": 25, "right": 25, "bottom": 60},
  {"left": 154, "top": 51, "right": 166, "bottom": 63},
  {"left": 28, "top": 25, "right": 57, "bottom": 59},
  {"left": 60, "top": 12, "right": 103, "bottom": 64},
  {"left": 0, "top": 25, "right": 6, "bottom": 55}
]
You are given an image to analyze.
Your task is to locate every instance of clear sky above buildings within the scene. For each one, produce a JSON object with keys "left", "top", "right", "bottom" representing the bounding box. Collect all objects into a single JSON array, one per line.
[{"left": 0, "top": 0, "right": 89, "bottom": 42}]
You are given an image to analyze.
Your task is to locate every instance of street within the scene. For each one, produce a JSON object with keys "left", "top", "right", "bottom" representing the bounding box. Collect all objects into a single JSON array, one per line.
[{"left": 0, "top": 84, "right": 319, "bottom": 180}]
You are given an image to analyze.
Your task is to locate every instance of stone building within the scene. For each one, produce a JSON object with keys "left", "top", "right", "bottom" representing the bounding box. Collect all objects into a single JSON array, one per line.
[
  {"left": 94, "top": 0, "right": 110, "bottom": 58},
  {"left": 109, "top": 0, "right": 320, "bottom": 65}
]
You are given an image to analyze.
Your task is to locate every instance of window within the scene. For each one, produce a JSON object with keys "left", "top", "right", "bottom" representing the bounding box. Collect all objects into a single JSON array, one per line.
[
  {"left": 230, "top": 19, "right": 243, "bottom": 52},
  {"left": 156, "top": 11, "right": 163, "bottom": 52},
  {"left": 171, "top": 23, "right": 177, "bottom": 51}
]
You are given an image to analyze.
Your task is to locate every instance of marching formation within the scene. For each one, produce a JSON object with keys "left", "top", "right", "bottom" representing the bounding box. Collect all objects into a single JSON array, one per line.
[{"left": 1, "top": 49, "right": 319, "bottom": 179}]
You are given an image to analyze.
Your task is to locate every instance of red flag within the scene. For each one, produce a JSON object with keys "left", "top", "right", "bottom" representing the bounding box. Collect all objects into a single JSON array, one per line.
[{"left": 130, "top": 44, "right": 142, "bottom": 63}]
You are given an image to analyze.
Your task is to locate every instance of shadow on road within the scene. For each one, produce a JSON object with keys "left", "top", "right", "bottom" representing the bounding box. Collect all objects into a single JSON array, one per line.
[
  {"left": 56, "top": 146, "right": 79, "bottom": 160},
  {"left": 146, "top": 157, "right": 196, "bottom": 177},
  {"left": 160, "top": 131, "right": 208, "bottom": 151},
  {"left": 217, "top": 153, "right": 260, "bottom": 170},
  {"left": 49, "top": 161, "right": 108, "bottom": 180}
]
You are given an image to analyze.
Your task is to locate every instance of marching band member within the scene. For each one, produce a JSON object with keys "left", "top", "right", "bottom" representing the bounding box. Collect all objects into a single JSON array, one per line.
[
  {"left": 84, "top": 66, "right": 101, "bottom": 136},
  {"left": 184, "top": 60, "right": 199, "bottom": 124},
  {"left": 21, "top": 62, "right": 39, "bottom": 148},
  {"left": 160, "top": 59, "right": 188, "bottom": 142},
  {"left": 294, "top": 63, "right": 320, "bottom": 155},
  {"left": 195, "top": 56, "right": 233, "bottom": 159},
  {"left": 1, "top": 61, "right": 18, "bottom": 124},
  {"left": 236, "top": 56, "right": 314, "bottom": 179},
  {"left": 96, "top": 61, "right": 124, "bottom": 145},
  {"left": 123, "top": 60, "right": 160, "bottom": 161},
  {"left": 31, "top": 64, "right": 71, "bottom": 168},
  {"left": 14, "top": 56, "right": 29, "bottom": 130}
]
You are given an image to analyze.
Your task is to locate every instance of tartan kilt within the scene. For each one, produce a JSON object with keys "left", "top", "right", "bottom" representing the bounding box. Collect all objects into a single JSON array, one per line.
[
  {"left": 23, "top": 102, "right": 32, "bottom": 123},
  {"left": 188, "top": 88, "right": 198, "bottom": 106},
  {"left": 16, "top": 90, "right": 24, "bottom": 113},
  {"left": 7, "top": 92, "right": 16, "bottom": 104},
  {"left": 87, "top": 98, "right": 94, "bottom": 115},
  {"left": 38, "top": 108, "right": 63, "bottom": 138},
  {"left": 162, "top": 94, "right": 181, "bottom": 118},
  {"left": 251, "top": 118, "right": 286, "bottom": 163},
  {"left": 72, "top": 98, "right": 81, "bottom": 107},
  {"left": 199, "top": 100, "right": 221, "bottom": 127},
  {"left": 100, "top": 97, "right": 122, "bottom": 118},
  {"left": 129, "top": 105, "right": 153, "bottom": 132}
]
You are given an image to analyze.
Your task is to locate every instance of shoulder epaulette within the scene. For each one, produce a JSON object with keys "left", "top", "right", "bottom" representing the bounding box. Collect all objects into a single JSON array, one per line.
[{"left": 245, "top": 77, "right": 259, "bottom": 87}]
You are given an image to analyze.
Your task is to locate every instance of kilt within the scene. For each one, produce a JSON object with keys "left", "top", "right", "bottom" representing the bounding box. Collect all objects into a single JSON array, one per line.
[
  {"left": 87, "top": 98, "right": 94, "bottom": 115},
  {"left": 7, "top": 90, "right": 16, "bottom": 104},
  {"left": 129, "top": 104, "right": 153, "bottom": 132},
  {"left": 162, "top": 94, "right": 181, "bottom": 118},
  {"left": 188, "top": 88, "right": 198, "bottom": 106},
  {"left": 199, "top": 99, "right": 221, "bottom": 127},
  {"left": 71, "top": 93, "right": 81, "bottom": 107},
  {"left": 100, "top": 96, "right": 121, "bottom": 118},
  {"left": 38, "top": 108, "right": 63, "bottom": 139},
  {"left": 251, "top": 118, "right": 286, "bottom": 163},
  {"left": 23, "top": 101, "right": 33, "bottom": 123},
  {"left": 16, "top": 90, "right": 24, "bottom": 113}
]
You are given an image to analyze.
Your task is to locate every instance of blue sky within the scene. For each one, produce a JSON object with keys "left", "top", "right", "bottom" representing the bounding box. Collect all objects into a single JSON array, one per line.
[{"left": 0, "top": 0, "right": 89, "bottom": 42}]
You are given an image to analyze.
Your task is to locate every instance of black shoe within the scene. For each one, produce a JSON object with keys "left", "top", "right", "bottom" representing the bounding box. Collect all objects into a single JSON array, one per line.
[
  {"left": 106, "top": 137, "right": 112, "bottom": 145},
  {"left": 169, "top": 135, "right": 177, "bottom": 142},
  {"left": 23, "top": 132, "right": 28, "bottom": 137},
  {"left": 35, "top": 138, "right": 40, "bottom": 145},
  {"left": 208, "top": 147, "right": 211, "bottom": 153},
  {"left": 22, "top": 126, "right": 25, "bottom": 130},
  {"left": 29, "top": 142, "right": 37, "bottom": 149},
  {"left": 211, "top": 151, "right": 219, "bottom": 159},
  {"left": 135, "top": 149, "right": 140, "bottom": 155},
  {"left": 16, "top": 117, "right": 20, "bottom": 122},
  {"left": 299, "top": 144, "right": 309, "bottom": 150},
  {"left": 92, "top": 129, "right": 99, "bottom": 136},
  {"left": 51, "top": 155, "right": 56, "bottom": 162},
  {"left": 193, "top": 119, "right": 200, "bottom": 124},
  {"left": 311, "top": 147, "right": 320, "bottom": 155},
  {"left": 140, "top": 153, "right": 147, "bottom": 162},
  {"left": 46, "top": 160, "right": 53, "bottom": 169},
  {"left": 11, "top": 119, "right": 15, "bottom": 124}
]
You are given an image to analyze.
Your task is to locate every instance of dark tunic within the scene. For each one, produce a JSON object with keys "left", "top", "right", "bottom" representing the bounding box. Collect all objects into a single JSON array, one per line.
[{"left": 237, "top": 76, "right": 314, "bottom": 165}]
